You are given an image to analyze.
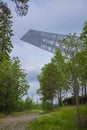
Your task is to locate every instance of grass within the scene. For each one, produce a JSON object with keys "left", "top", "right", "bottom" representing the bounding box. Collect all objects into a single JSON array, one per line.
[
  {"left": 0, "top": 113, "right": 6, "bottom": 119},
  {"left": 0, "top": 109, "right": 43, "bottom": 118},
  {"left": 0, "top": 109, "right": 44, "bottom": 130},
  {"left": 26, "top": 104, "right": 87, "bottom": 130},
  {"left": 0, "top": 105, "right": 87, "bottom": 130},
  {"left": 11, "top": 109, "right": 44, "bottom": 116}
]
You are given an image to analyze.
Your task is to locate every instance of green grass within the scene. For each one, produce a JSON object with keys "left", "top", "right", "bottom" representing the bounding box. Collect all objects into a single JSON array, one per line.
[
  {"left": 0, "top": 113, "right": 6, "bottom": 118},
  {"left": 0, "top": 109, "right": 44, "bottom": 118},
  {"left": 26, "top": 104, "right": 87, "bottom": 130},
  {"left": 11, "top": 109, "right": 44, "bottom": 116}
]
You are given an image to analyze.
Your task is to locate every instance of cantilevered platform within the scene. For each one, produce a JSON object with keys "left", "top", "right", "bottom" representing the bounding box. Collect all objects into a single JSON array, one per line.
[{"left": 21, "top": 29, "right": 65, "bottom": 53}]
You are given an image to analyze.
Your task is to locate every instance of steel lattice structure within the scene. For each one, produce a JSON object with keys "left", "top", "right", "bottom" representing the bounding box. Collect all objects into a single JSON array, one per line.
[{"left": 21, "top": 29, "right": 65, "bottom": 53}]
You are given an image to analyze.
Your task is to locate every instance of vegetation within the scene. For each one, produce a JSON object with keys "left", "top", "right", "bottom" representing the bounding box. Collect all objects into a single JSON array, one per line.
[
  {"left": 0, "top": 104, "right": 86, "bottom": 130},
  {"left": 0, "top": 0, "right": 87, "bottom": 129},
  {"left": 38, "top": 22, "right": 87, "bottom": 108},
  {"left": 0, "top": 1, "right": 13, "bottom": 61},
  {"left": 51, "top": 49, "right": 69, "bottom": 106},
  {"left": 37, "top": 22, "right": 87, "bottom": 128},
  {"left": 38, "top": 63, "right": 60, "bottom": 111},
  {"left": 26, "top": 104, "right": 87, "bottom": 130},
  {"left": 2, "top": 0, "right": 29, "bottom": 17},
  {"left": 0, "top": 1, "right": 29, "bottom": 114},
  {"left": 15, "top": 97, "right": 42, "bottom": 112},
  {"left": 0, "top": 58, "right": 29, "bottom": 113},
  {"left": 10, "top": 0, "right": 29, "bottom": 16}
]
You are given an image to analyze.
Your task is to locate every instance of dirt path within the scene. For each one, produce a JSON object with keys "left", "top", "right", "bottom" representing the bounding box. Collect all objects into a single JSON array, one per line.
[{"left": 0, "top": 113, "right": 40, "bottom": 130}]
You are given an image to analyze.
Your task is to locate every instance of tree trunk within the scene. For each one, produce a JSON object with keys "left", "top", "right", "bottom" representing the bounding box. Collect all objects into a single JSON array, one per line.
[
  {"left": 84, "top": 81, "right": 87, "bottom": 103},
  {"left": 59, "top": 88, "right": 62, "bottom": 106},
  {"left": 50, "top": 98, "right": 54, "bottom": 111},
  {"left": 57, "top": 88, "right": 62, "bottom": 106},
  {"left": 81, "top": 83, "right": 84, "bottom": 104},
  {"left": 74, "top": 76, "right": 81, "bottom": 128},
  {"left": 75, "top": 88, "right": 81, "bottom": 128}
]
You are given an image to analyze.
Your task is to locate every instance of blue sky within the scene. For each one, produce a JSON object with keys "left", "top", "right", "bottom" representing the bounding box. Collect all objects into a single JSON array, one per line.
[{"left": 7, "top": 0, "right": 87, "bottom": 101}]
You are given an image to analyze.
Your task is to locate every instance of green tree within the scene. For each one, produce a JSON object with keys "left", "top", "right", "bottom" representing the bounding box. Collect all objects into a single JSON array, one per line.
[
  {"left": 38, "top": 63, "right": 59, "bottom": 111},
  {"left": 60, "top": 33, "right": 82, "bottom": 60},
  {"left": 0, "top": 1, "right": 30, "bottom": 114},
  {"left": 60, "top": 33, "right": 82, "bottom": 97},
  {"left": 0, "top": 1, "right": 13, "bottom": 61},
  {"left": 80, "top": 21, "right": 87, "bottom": 48},
  {"left": 0, "top": 57, "right": 29, "bottom": 113},
  {"left": 60, "top": 33, "right": 82, "bottom": 128},
  {"left": 24, "top": 97, "right": 33, "bottom": 110},
  {"left": 76, "top": 51, "right": 87, "bottom": 103},
  {"left": 80, "top": 21, "right": 87, "bottom": 103},
  {"left": 51, "top": 49, "right": 69, "bottom": 106}
]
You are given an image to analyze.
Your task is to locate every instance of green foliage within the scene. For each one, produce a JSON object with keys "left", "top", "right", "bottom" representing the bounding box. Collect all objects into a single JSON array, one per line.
[
  {"left": 80, "top": 21, "right": 87, "bottom": 48},
  {"left": 79, "top": 21, "right": 87, "bottom": 81},
  {"left": 41, "top": 101, "right": 52, "bottom": 111},
  {"left": 0, "top": 1, "right": 13, "bottom": 61},
  {"left": 37, "top": 25, "right": 87, "bottom": 127},
  {"left": 32, "top": 102, "right": 42, "bottom": 110},
  {"left": 76, "top": 51, "right": 87, "bottom": 80},
  {"left": 0, "top": 57, "right": 29, "bottom": 113},
  {"left": 52, "top": 49, "right": 70, "bottom": 106},
  {"left": 0, "top": 1, "right": 30, "bottom": 114},
  {"left": 38, "top": 63, "right": 59, "bottom": 111},
  {"left": 13, "top": 97, "right": 42, "bottom": 112},
  {"left": 38, "top": 29, "right": 87, "bottom": 110},
  {"left": 26, "top": 107, "right": 75, "bottom": 130},
  {"left": 26, "top": 105, "right": 87, "bottom": 130},
  {"left": 60, "top": 33, "right": 82, "bottom": 60}
]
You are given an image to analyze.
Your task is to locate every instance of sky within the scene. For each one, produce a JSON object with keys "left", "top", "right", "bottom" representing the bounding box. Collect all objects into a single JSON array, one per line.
[{"left": 6, "top": 0, "right": 87, "bottom": 101}]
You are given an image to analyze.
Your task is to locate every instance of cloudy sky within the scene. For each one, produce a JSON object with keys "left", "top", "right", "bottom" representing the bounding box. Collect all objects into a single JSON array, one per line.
[{"left": 7, "top": 0, "right": 87, "bottom": 101}]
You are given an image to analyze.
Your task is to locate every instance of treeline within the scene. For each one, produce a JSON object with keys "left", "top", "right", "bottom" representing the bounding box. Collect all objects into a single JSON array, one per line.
[
  {"left": 38, "top": 22, "right": 87, "bottom": 111},
  {"left": 14, "top": 97, "right": 41, "bottom": 112}
]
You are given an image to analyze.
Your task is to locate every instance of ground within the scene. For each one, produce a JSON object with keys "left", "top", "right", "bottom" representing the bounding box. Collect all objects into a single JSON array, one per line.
[{"left": 0, "top": 113, "right": 40, "bottom": 130}]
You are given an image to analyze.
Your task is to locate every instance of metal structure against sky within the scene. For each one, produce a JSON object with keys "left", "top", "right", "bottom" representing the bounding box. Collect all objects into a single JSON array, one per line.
[{"left": 21, "top": 29, "right": 66, "bottom": 53}]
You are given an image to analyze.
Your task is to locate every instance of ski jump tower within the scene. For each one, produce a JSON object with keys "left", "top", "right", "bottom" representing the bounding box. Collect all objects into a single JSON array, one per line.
[{"left": 21, "top": 29, "right": 65, "bottom": 53}]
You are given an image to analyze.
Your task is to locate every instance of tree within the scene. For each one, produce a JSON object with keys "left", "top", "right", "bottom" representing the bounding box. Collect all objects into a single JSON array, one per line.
[
  {"left": 0, "top": 57, "right": 29, "bottom": 113},
  {"left": 2, "top": 0, "right": 29, "bottom": 17},
  {"left": 76, "top": 51, "right": 87, "bottom": 103},
  {"left": 51, "top": 49, "right": 69, "bottom": 106},
  {"left": 60, "top": 33, "right": 82, "bottom": 128},
  {"left": 60, "top": 33, "right": 83, "bottom": 96},
  {"left": 38, "top": 63, "right": 59, "bottom": 111},
  {"left": 0, "top": 1, "right": 30, "bottom": 114},
  {"left": 24, "top": 97, "right": 33, "bottom": 110},
  {"left": 80, "top": 21, "right": 87, "bottom": 103},
  {"left": 60, "top": 33, "right": 82, "bottom": 60},
  {"left": 80, "top": 21, "right": 87, "bottom": 48},
  {"left": 10, "top": 0, "right": 29, "bottom": 16},
  {"left": 0, "top": 1, "right": 13, "bottom": 61}
]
